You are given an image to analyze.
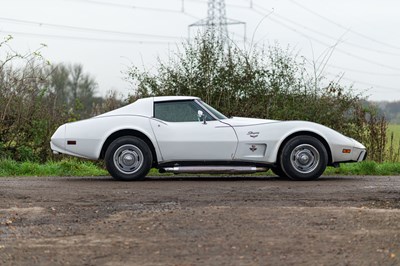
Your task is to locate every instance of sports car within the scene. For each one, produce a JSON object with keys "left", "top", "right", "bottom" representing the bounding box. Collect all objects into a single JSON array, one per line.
[{"left": 50, "top": 96, "right": 367, "bottom": 181}]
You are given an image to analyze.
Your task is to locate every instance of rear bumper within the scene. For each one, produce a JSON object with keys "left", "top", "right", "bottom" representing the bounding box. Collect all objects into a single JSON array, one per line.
[{"left": 50, "top": 125, "right": 66, "bottom": 154}]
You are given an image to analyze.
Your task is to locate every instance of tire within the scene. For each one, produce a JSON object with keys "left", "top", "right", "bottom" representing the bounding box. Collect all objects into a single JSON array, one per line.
[
  {"left": 271, "top": 165, "right": 288, "bottom": 179},
  {"left": 279, "top": 136, "right": 328, "bottom": 181},
  {"left": 105, "top": 136, "right": 152, "bottom": 181}
]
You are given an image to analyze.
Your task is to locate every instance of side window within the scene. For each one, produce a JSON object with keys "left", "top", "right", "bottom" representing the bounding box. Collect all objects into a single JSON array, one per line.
[{"left": 154, "top": 100, "right": 213, "bottom": 122}]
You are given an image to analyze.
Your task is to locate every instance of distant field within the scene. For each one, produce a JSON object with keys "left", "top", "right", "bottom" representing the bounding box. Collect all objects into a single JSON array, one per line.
[
  {"left": 387, "top": 124, "right": 400, "bottom": 162},
  {"left": 388, "top": 124, "right": 400, "bottom": 143}
]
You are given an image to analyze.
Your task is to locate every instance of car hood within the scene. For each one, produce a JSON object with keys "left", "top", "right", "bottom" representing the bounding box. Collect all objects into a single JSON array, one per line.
[{"left": 223, "top": 117, "right": 279, "bottom": 127}]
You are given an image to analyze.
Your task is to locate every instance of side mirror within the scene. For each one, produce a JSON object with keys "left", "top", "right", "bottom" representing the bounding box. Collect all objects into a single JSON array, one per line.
[{"left": 197, "top": 110, "right": 207, "bottom": 124}]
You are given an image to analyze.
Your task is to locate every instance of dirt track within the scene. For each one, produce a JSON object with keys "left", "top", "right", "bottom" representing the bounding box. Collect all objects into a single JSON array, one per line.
[{"left": 0, "top": 175, "right": 400, "bottom": 266}]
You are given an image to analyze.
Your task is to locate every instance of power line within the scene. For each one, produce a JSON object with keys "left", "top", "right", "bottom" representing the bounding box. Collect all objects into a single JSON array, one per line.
[
  {"left": 190, "top": 1, "right": 400, "bottom": 88},
  {"left": 63, "top": 0, "right": 182, "bottom": 13},
  {"left": 250, "top": 4, "right": 400, "bottom": 72},
  {"left": 0, "top": 30, "right": 176, "bottom": 45},
  {"left": 247, "top": 0, "right": 400, "bottom": 94},
  {"left": 222, "top": 2, "right": 400, "bottom": 56},
  {"left": 185, "top": 0, "right": 207, "bottom": 3},
  {"left": 287, "top": 0, "right": 400, "bottom": 51},
  {"left": 250, "top": 5, "right": 400, "bottom": 57},
  {"left": 0, "top": 17, "right": 184, "bottom": 40},
  {"left": 189, "top": 0, "right": 246, "bottom": 44},
  {"left": 325, "top": 72, "right": 400, "bottom": 92},
  {"left": 60, "top": 0, "right": 200, "bottom": 19},
  {"left": 323, "top": 64, "right": 400, "bottom": 77}
]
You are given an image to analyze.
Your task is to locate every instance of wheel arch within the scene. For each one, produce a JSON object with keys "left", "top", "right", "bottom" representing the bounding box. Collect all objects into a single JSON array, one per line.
[
  {"left": 277, "top": 131, "right": 333, "bottom": 165},
  {"left": 100, "top": 129, "right": 158, "bottom": 166}
]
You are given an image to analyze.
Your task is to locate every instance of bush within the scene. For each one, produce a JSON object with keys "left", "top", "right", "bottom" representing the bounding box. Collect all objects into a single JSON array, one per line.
[
  {"left": 0, "top": 35, "right": 123, "bottom": 162},
  {"left": 127, "top": 33, "right": 387, "bottom": 162},
  {"left": 0, "top": 36, "right": 59, "bottom": 162}
]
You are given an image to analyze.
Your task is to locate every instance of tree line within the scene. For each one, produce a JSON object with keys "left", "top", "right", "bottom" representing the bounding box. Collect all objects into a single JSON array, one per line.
[
  {"left": 376, "top": 101, "right": 400, "bottom": 124},
  {"left": 0, "top": 33, "right": 391, "bottom": 163},
  {"left": 0, "top": 36, "right": 121, "bottom": 162}
]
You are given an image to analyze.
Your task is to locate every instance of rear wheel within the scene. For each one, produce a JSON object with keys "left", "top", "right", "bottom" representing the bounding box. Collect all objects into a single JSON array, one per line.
[
  {"left": 105, "top": 136, "right": 152, "bottom": 181},
  {"left": 279, "top": 136, "right": 328, "bottom": 181}
]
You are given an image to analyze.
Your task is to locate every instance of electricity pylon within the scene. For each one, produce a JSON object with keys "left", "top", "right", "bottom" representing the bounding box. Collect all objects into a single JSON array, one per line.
[{"left": 188, "top": 0, "right": 246, "bottom": 45}]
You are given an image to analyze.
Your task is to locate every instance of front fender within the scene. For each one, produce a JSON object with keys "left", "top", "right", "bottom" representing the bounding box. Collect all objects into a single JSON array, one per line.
[{"left": 232, "top": 121, "right": 352, "bottom": 164}]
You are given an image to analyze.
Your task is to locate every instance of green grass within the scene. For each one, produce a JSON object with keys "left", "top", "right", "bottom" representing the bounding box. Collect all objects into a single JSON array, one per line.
[
  {"left": 325, "top": 161, "right": 400, "bottom": 176},
  {"left": 387, "top": 124, "right": 400, "bottom": 162},
  {"left": 388, "top": 124, "right": 400, "bottom": 144},
  {"left": 0, "top": 159, "right": 399, "bottom": 177},
  {"left": 0, "top": 159, "right": 108, "bottom": 177}
]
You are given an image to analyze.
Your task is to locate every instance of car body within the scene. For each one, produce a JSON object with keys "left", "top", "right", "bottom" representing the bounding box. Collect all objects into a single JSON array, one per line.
[{"left": 50, "top": 96, "right": 367, "bottom": 181}]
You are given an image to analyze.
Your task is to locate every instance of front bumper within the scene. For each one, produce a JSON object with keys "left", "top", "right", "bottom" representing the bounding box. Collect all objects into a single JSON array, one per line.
[
  {"left": 331, "top": 138, "right": 367, "bottom": 163},
  {"left": 354, "top": 148, "right": 367, "bottom": 162},
  {"left": 358, "top": 150, "right": 367, "bottom": 161},
  {"left": 352, "top": 138, "right": 367, "bottom": 162}
]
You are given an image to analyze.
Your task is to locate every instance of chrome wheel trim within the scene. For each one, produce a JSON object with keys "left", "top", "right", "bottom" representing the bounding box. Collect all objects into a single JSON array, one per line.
[
  {"left": 113, "top": 144, "right": 144, "bottom": 174},
  {"left": 290, "top": 144, "right": 320, "bottom": 174}
]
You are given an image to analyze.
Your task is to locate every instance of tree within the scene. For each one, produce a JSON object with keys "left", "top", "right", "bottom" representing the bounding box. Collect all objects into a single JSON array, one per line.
[
  {"left": 48, "top": 63, "right": 98, "bottom": 118},
  {"left": 0, "top": 36, "right": 103, "bottom": 162}
]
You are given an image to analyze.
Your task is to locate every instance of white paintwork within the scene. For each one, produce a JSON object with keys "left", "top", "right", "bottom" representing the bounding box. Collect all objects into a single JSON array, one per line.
[
  {"left": 225, "top": 119, "right": 363, "bottom": 163},
  {"left": 224, "top": 116, "right": 278, "bottom": 126},
  {"left": 96, "top": 97, "right": 154, "bottom": 118},
  {"left": 154, "top": 96, "right": 199, "bottom": 102},
  {"left": 50, "top": 96, "right": 366, "bottom": 167},
  {"left": 52, "top": 115, "right": 162, "bottom": 160},
  {"left": 150, "top": 119, "right": 237, "bottom": 161}
]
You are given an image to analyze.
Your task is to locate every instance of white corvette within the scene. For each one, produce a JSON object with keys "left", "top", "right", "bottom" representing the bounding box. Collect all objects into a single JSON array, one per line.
[{"left": 50, "top": 96, "right": 366, "bottom": 181}]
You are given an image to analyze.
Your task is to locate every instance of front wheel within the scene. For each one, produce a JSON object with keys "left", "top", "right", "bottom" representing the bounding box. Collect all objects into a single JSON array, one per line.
[
  {"left": 105, "top": 136, "right": 152, "bottom": 181},
  {"left": 279, "top": 136, "right": 328, "bottom": 181}
]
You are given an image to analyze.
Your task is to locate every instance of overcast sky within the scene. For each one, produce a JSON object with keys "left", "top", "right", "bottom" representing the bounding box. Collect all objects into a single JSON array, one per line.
[{"left": 1, "top": 0, "right": 399, "bottom": 101}]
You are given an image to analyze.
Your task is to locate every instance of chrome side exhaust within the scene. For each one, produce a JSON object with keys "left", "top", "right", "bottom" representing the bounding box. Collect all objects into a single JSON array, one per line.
[{"left": 160, "top": 166, "right": 268, "bottom": 174}]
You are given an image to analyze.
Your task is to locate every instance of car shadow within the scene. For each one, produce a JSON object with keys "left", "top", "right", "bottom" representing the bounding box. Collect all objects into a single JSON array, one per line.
[
  {"left": 144, "top": 176, "right": 359, "bottom": 182},
  {"left": 59, "top": 175, "right": 358, "bottom": 182}
]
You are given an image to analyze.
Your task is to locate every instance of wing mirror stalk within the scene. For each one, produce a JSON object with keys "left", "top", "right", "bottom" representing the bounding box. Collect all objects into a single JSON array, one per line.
[{"left": 197, "top": 110, "right": 207, "bottom": 125}]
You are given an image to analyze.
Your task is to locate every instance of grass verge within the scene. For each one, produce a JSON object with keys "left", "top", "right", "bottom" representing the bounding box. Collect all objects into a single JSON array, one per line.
[
  {"left": 0, "top": 159, "right": 399, "bottom": 177},
  {"left": 324, "top": 161, "right": 400, "bottom": 176},
  {"left": 0, "top": 159, "right": 107, "bottom": 177}
]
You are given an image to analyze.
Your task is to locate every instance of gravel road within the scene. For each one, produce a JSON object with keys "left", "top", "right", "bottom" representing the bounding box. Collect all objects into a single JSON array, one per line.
[{"left": 0, "top": 175, "right": 399, "bottom": 266}]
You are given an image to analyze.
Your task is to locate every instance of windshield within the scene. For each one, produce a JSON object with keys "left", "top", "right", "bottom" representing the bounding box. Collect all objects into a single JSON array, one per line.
[{"left": 200, "top": 101, "right": 228, "bottom": 120}]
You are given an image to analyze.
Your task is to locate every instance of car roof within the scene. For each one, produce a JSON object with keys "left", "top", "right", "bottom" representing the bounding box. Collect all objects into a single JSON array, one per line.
[
  {"left": 153, "top": 96, "right": 200, "bottom": 102},
  {"left": 95, "top": 96, "right": 200, "bottom": 118}
]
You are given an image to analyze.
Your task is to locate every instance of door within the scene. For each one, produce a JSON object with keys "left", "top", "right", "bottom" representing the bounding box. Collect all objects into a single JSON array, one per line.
[{"left": 150, "top": 100, "right": 237, "bottom": 161}]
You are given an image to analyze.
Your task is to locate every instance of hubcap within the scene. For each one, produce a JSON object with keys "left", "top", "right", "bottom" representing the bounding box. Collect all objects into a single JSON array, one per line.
[
  {"left": 113, "top": 144, "right": 144, "bottom": 174},
  {"left": 290, "top": 144, "right": 320, "bottom": 174}
]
